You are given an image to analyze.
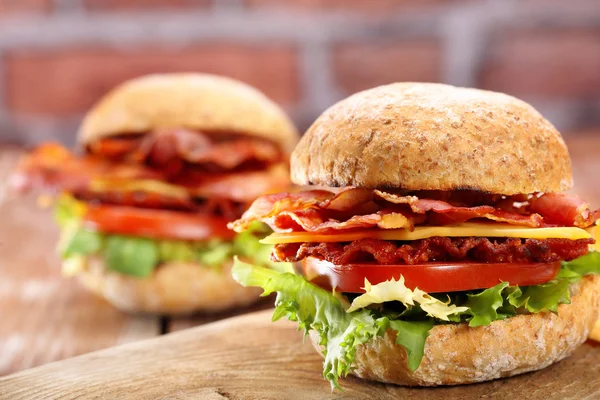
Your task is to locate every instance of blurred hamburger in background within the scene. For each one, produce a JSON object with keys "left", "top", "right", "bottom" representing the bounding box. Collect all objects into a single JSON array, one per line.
[
  {"left": 231, "top": 82, "right": 600, "bottom": 388},
  {"left": 12, "top": 73, "right": 298, "bottom": 315}
]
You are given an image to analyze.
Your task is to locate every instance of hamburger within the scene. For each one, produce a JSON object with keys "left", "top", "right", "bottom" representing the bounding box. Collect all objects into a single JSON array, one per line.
[
  {"left": 229, "top": 82, "right": 600, "bottom": 388},
  {"left": 12, "top": 73, "right": 298, "bottom": 315}
]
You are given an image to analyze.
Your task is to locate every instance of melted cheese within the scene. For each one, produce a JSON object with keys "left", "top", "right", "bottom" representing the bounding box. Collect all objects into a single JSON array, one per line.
[
  {"left": 89, "top": 179, "right": 189, "bottom": 200},
  {"left": 260, "top": 222, "right": 592, "bottom": 244}
]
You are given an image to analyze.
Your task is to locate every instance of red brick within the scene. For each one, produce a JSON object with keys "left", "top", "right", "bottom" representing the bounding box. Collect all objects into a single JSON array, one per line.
[
  {"left": 5, "top": 45, "right": 299, "bottom": 116},
  {"left": 333, "top": 41, "right": 442, "bottom": 95},
  {"left": 481, "top": 30, "right": 600, "bottom": 98},
  {"left": 246, "top": 0, "right": 450, "bottom": 12},
  {"left": 0, "top": 0, "right": 51, "bottom": 15},
  {"left": 84, "top": 0, "right": 210, "bottom": 12}
]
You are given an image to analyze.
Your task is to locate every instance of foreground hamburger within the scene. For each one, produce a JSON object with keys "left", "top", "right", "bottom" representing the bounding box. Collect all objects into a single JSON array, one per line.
[
  {"left": 12, "top": 73, "right": 298, "bottom": 314},
  {"left": 230, "top": 83, "right": 600, "bottom": 388}
]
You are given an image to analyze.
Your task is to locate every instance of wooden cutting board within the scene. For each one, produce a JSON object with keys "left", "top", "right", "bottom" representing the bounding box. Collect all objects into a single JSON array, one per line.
[{"left": 0, "top": 309, "right": 599, "bottom": 400}]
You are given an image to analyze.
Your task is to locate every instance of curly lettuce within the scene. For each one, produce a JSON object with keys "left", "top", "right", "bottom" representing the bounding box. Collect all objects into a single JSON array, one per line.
[
  {"left": 346, "top": 276, "right": 469, "bottom": 319},
  {"left": 233, "top": 252, "right": 600, "bottom": 389},
  {"left": 232, "top": 258, "right": 432, "bottom": 389}
]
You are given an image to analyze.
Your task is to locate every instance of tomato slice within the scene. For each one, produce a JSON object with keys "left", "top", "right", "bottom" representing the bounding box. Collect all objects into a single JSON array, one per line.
[
  {"left": 82, "top": 204, "right": 235, "bottom": 241},
  {"left": 302, "top": 257, "right": 561, "bottom": 293}
]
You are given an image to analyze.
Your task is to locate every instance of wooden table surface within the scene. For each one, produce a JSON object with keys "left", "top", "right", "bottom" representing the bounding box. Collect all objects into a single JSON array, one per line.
[
  {"left": 0, "top": 134, "right": 598, "bottom": 376},
  {"left": 1, "top": 310, "right": 600, "bottom": 400}
]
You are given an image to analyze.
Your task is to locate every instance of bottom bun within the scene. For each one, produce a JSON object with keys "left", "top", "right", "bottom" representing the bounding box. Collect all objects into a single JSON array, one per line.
[
  {"left": 310, "top": 274, "right": 600, "bottom": 386},
  {"left": 77, "top": 256, "right": 262, "bottom": 315}
]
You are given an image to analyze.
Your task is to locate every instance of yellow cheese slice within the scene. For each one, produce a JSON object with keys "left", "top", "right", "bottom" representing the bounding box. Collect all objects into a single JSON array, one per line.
[
  {"left": 89, "top": 179, "right": 189, "bottom": 200},
  {"left": 261, "top": 222, "right": 592, "bottom": 244}
]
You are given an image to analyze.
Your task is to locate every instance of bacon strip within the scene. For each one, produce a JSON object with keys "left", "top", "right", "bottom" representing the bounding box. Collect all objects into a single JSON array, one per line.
[
  {"left": 274, "top": 237, "right": 594, "bottom": 265},
  {"left": 189, "top": 164, "right": 291, "bottom": 203},
  {"left": 270, "top": 210, "right": 383, "bottom": 233},
  {"left": 485, "top": 210, "right": 544, "bottom": 228},
  {"left": 530, "top": 193, "right": 600, "bottom": 228},
  {"left": 90, "top": 129, "right": 283, "bottom": 172},
  {"left": 11, "top": 143, "right": 163, "bottom": 194},
  {"left": 234, "top": 187, "right": 595, "bottom": 232},
  {"left": 231, "top": 190, "right": 334, "bottom": 231},
  {"left": 374, "top": 190, "right": 545, "bottom": 227},
  {"left": 320, "top": 187, "right": 374, "bottom": 211},
  {"left": 12, "top": 143, "right": 289, "bottom": 207},
  {"left": 87, "top": 136, "right": 140, "bottom": 159}
]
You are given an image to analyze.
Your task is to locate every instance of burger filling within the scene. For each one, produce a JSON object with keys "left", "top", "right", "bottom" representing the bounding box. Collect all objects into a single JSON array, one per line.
[
  {"left": 229, "top": 187, "right": 600, "bottom": 388},
  {"left": 12, "top": 129, "right": 289, "bottom": 278}
]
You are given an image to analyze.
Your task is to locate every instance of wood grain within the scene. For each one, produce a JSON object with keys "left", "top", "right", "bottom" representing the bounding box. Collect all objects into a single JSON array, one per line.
[
  {"left": 0, "top": 309, "right": 599, "bottom": 400},
  {"left": 0, "top": 147, "right": 160, "bottom": 375},
  {"left": 168, "top": 295, "right": 274, "bottom": 332}
]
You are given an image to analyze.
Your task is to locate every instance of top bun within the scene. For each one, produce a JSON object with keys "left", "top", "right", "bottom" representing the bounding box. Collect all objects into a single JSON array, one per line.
[
  {"left": 79, "top": 73, "right": 299, "bottom": 153},
  {"left": 292, "top": 83, "right": 572, "bottom": 195}
]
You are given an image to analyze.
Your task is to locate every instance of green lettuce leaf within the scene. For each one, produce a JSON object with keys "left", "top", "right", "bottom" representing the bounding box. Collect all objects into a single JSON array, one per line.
[
  {"left": 464, "top": 282, "right": 509, "bottom": 327},
  {"left": 232, "top": 258, "right": 434, "bottom": 389},
  {"left": 561, "top": 251, "right": 600, "bottom": 277},
  {"left": 104, "top": 235, "right": 159, "bottom": 278},
  {"left": 157, "top": 240, "right": 197, "bottom": 263},
  {"left": 388, "top": 319, "right": 433, "bottom": 371},
  {"left": 195, "top": 240, "right": 234, "bottom": 268},
  {"left": 233, "top": 221, "right": 292, "bottom": 270},
  {"left": 58, "top": 224, "right": 103, "bottom": 258},
  {"left": 508, "top": 279, "right": 571, "bottom": 313}
]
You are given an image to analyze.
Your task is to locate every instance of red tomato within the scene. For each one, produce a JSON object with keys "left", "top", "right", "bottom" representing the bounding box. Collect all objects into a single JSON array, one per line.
[
  {"left": 82, "top": 204, "right": 235, "bottom": 241},
  {"left": 302, "top": 257, "right": 561, "bottom": 293}
]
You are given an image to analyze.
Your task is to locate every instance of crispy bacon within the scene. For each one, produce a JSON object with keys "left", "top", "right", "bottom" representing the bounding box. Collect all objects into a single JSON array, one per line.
[
  {"left": 188, "top": 164, "right": 291, "bottom": 203},
  {"left": 268, "top": 211, "right": 383, "bottom": 233},
  {"left": 87, "top": 136, "right": 140, "bottom": 159},
  {"left": 90, "top": 129, "right": 283, "bottom": 172},
  {"left": 374, "top": 190, "right": 544, "bottom": 227},
  {"left": 184, "top": 138, "right": 281, "bottom": 169},
  {"left": 231, "top": 190, "right": 334, "bottom": 231},
  {"left": 274, "top": 237, "right": 594, "bottom": 265},
  {"left": 530, "top": 193, "right": 600, "bottom": 228},
  {"left": 485, "top": 210, "right": 544, "bottom": 228},
  {"left": 321, "top": 188, "right": 374, "bottom": 211},
  {"left": 233, "top": 188, "right": 600, "bottom": 232},
  {"left": 259, "top": 209, "right": 424, "bottom": 233},
  {"left": 11, "top": 143, "right": 163, "bottom": 194},
  {"left": 12, "top": 143, "right": 289, "bottom": 208}
]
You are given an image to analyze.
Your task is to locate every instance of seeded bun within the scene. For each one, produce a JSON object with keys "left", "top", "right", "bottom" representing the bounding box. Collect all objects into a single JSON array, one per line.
[
  {"left": 292, "top": 83, "right": 572, "bottom": 195},
  {"left": 77, "top": 257, "right": 262, "bottom": 315},
  {"left": 79, "top": 73, "right": 298, "bottom": 153},
  {"left": 310, "top": 274, "right": 600, "bottom": 386}
]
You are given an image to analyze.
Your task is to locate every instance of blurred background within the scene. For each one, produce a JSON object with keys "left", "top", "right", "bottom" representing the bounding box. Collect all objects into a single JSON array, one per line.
[
  {"left": 0, "top": 0, "right": 599, "bottom": 378},
  {"left": 0, "top": 0, "right": 599, "bottom": 145}
]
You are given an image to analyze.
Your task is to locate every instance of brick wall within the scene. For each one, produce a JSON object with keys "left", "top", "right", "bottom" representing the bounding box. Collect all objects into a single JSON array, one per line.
[{"left": 0, "top": 0, "right": 599, "bottom": 145}]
